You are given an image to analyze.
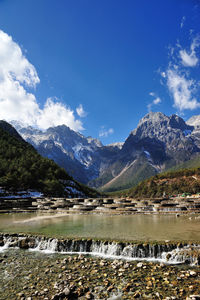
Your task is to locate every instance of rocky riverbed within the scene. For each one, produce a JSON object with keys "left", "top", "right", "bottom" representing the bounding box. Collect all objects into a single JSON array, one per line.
[
  {"left": 0, "top": 248, "right": 200, "bottom": 300},
  {"left": 1, "top": 233, "right": 200, "bottom": 299}
]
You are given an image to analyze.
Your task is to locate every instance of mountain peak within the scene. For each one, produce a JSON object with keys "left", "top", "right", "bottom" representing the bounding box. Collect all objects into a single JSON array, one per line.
[
  {"left": 138, "top": 112, "right": 167, "bottom": 127},
  {"left": 136, "top": 112, "right": 191, "bottom": 132}
]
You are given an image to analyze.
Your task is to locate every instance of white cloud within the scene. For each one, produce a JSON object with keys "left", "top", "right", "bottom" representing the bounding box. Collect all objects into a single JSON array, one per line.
[
  {"left": 153, "top": 97, "right": 161, "bottom": 105},
  {"left": 161, "top": 71, "right": 166, "bottom": 78},
  {"left": 99, "top": 127, "right": 114, "bottom": 138},
  {"left": 162, "top": 34, "right": 200, "bottom": 112},
  {"left": 0, "top": 30, "right": 83, "bottom": 131},
  {"left": 179, "top": 37, "right": 200, "bottom": 67},
  {"left": 166, "top": 68, "right": 200, "bottom": 111},
  {"left": 180, "top": 16, "right": 186, "bottom": 29},
  {"left": 0, "top": 30, "right": 40, "bottom": 87},
  {"left": 76, "top": 104, "right": 87, "bottom": 118},
  {"left": 147, "top": 93, "right": 161, "bottom": 111},
  {"left": 37, "top": 98, "right": 83, "bottom": 130}
]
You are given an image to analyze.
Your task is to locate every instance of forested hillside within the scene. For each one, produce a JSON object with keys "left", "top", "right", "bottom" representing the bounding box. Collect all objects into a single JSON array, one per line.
[
  {"left": 0, "top": 121, "right": 98, "bottom": 197},
  {"left": 125, "top": 168, "right": 200, "bottom": 198}
]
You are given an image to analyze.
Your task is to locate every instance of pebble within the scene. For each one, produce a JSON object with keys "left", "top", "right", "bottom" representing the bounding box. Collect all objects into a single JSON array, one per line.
[
  {"left": 85, "top": 291, "right": 94, "bottom": 299},
  {"left": 136, "top": 262, "right": 143, "bottom": 268},
  {"left": 190, "top": 271, "right": 197, "bottom": 276},
  {"left": 1, "top": 246, "right": 200, "bottom": 300},
  {"left": 63, "top": 287, "right": 70, "bottom": 296}
]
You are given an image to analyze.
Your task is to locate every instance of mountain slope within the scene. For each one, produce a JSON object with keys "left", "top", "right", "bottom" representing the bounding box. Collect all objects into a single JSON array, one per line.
[
  {"left": 94, "top": 112, "right": 199, "bottom": 192},
  {"left": 11, "top": 112, "right": 200, "bottom": 193},
  {"left": 125, "top": 167, "right": 200, "bottom": 198},
  {"left": 0, "top": 121, "right": 98, "bottom": 198},
  {"left": 13, "top": 123, "right": 120, "bottom": 184}
]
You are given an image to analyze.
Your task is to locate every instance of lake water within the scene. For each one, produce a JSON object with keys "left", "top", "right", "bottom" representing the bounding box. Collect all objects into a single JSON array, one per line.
[{"left": 0, "top": 212, "right": 200, "bottom": 242}]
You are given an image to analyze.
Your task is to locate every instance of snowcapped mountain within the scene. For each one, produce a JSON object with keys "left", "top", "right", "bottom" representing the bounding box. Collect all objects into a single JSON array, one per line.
[
  {"left": 11, "top": 112, "right": 200, "bottom": 192},
  {"left": 0, "top": 120, "right": 98, "bottom": 198},
  {"left": 12, "top": 123, "right": 120, "bottom": 184},
  {"left": 91, "top": 112, "right": 200, "bottom": 192}
]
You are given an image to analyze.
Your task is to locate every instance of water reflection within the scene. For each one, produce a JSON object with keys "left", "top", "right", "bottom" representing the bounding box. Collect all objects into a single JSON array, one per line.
[{"left": 0, "top": 213, "right": 200, "bottom": 241}]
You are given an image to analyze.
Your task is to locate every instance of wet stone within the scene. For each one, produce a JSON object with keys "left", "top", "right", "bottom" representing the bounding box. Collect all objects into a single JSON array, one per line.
[{"left": 1, "top": 247, "right": 200, "bottom": 299}]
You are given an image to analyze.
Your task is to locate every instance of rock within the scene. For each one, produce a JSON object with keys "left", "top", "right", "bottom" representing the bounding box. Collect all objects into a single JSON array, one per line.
[
  {"left": 17, "top": 292, "right": 25, "bottom": 298},
  {"left": 18, "top": 238, "right": 30, "bottom": 249},
  {"left": 63, "top": 287, "right": 70, "bottom": 296},
  {"left": 99, "top": 260, "right": 105, "bottom": 266},
  {"left": 85, "top": 291, "right": 94, "bottom": 299},
  {"left": 137, "top": 262, "right": 143, "bottom": 268},
  {"left": 124, "top": 263, "right": 130, "bottom": 268},
  {"left": 190, "top": 271, "right": 197, "bottom": 276},
  {"left": 45, "top": 268, "right": 50, "bottom": 274},
  {"left": 166, "top": 253, "right": 171, "bottom": 260},
  {"left": 147, "top": 280, "right": 152, "bottom": 287},
  {"left": 118, "top": 268, "right": 124, "bottom": 272},
  {"left": 62, "top": 258, "right": 68, "bottom": 264},
  {"left": 51, "top": 293, "right": 66, "bottom": 300},
  {"left": 51, "top": 295, "right": 59, "bottom": 300},
  {"left": 133, "top": 290, "right": 141, "bottom": 298}
]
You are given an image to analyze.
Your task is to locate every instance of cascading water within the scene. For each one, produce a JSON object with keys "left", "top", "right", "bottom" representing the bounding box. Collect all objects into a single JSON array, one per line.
[
  {"left": 30, "top": 238, "right": 58, "bottom": 254},
  {"left": 0, "top": 233, "right": 200, "bottom": 265}
]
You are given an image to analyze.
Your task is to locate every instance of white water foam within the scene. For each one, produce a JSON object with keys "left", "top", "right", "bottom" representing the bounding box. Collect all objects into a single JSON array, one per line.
[
  {"left": 29, "top": 238, "right": 58, "bottom": 254},
  {"left": 0, "top": 242, "right": 10, "bottom": 253},
  {"left": 1, "top": 235, "right": 199, "bottom": 265}
]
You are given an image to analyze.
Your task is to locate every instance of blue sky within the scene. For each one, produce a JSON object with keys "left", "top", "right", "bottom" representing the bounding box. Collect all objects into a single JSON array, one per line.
[{"left": 0, "top": 0, "right": 200, "bottom": 144}]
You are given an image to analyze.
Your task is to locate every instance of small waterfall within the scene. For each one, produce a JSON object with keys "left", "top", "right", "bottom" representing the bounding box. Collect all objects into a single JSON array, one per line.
[
  {"left": 0, "top": 235, "right": 18, "bottom": 252},
  {"left": 0, "top": 240, "right": 11, "bottom": 252},
  {"left": 30, "top": 237, "right": 58, "bottom": 253},
  {"left": 91, "top": 241, "right": 121, "bottom": 256},
  {"left": 161, "top": 245, "right": 200, "bottom": 265},
  {"left": 0, "top": 234, "right": 199, "bottom": 265}
]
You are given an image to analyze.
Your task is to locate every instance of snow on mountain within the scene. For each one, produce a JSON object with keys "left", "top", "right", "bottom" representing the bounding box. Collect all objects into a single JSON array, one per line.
[
  {"left": 187, "top": 115, "right": 200, "bottom": 128},
  {"left": 11, "top": 123, "right": 110, "bottom": 184},
  {"left": 11, "top": 112, "right": 200, "bottom": 192},
  {"left": 107, "top": 142, "right": 124, "bottom": 149}
]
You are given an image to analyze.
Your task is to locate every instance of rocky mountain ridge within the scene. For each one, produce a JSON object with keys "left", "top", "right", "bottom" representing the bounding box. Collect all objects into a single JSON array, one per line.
[{"left": 11, "top": 112, "right": 200, "bottom": 192}]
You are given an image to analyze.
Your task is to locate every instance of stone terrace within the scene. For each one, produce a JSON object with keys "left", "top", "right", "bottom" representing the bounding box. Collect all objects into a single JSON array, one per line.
[
  {"left": 1, "top": 196, "right": 200, "bottom": 214},
  {"left": 0, "top": 198, "right": 200, "bottom": 214}
]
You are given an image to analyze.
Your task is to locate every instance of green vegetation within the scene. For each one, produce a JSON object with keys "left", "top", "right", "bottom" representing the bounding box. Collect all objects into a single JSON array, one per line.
[
  {"left": 99, "top": 157, "right": 157, "bottom": 193},
  {"left": 124, "top": 167, "right": 200, "bottom": 198},
  {"left": 166, "top": 153, "right": 200, "bottom": 173},
  {"left": 0, "top": 122, "right": 98, "bottom": 197}
]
